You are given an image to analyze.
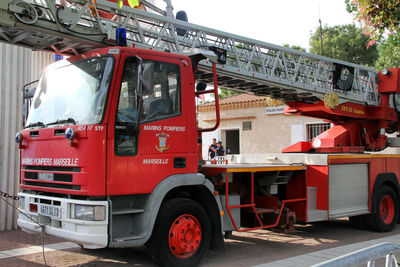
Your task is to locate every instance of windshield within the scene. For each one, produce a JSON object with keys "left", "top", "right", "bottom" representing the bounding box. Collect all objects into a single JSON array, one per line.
[{"left": 26, "top": 56, "right": 114, "bottom": 127}]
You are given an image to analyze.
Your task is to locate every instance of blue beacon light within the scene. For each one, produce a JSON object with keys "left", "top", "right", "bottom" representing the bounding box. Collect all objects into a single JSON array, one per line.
[
  {"left": 15, "top": 132, "right": 23, "bottom": 144},
  {"left": 65, "top": 128, "right": 75, "bottom": 141},
  {"left": 116, "top": 28, "right": 127, "bottom": 47}
]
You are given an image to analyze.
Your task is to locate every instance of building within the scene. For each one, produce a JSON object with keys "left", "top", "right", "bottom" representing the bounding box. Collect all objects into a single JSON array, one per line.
[{"left": 198, "top": 94, "right": 329, "bottom": 160}]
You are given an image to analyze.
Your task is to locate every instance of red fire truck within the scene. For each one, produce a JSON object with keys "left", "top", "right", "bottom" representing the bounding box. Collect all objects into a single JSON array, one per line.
[{"left": 2, "top": 0, "right": 400, "bottom": 266}]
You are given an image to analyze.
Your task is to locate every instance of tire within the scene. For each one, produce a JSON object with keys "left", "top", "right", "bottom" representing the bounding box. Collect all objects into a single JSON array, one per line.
[
  {"left": 147, "top": 198, "right": 211, "bottom": 267},
  {"left": 365, "top": 185, "right": 399, "bottom": 232}
]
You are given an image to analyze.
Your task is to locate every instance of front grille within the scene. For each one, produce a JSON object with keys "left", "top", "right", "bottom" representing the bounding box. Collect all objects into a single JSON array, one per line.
[
  {"left": 23, "top": 165, "right": 81, "bottom": 191},
  {"left": 24, "top": 172, "right": 73, "bottom": 182},
  {"left": 23, "top": 181, "right": 80, "bottom": 190},
  {"left": 24, "top": 165, "right": 81, "bottom": 172},
  {"left": 35, "top": 198, "right": 61, "bottom": 206}
]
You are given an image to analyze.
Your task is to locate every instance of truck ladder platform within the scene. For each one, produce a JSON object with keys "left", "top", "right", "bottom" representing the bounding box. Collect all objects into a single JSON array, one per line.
[{"left": 0, "top": 0, "right": 380, "bottom": 106}]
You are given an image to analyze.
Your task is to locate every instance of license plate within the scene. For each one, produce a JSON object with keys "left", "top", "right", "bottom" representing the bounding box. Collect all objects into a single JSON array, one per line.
[
  {"left": 38, "top": 173, "right": 54, "bottom": 181},
  {"left": 39, "top": 205, "right": 60, "bottom": 218}
]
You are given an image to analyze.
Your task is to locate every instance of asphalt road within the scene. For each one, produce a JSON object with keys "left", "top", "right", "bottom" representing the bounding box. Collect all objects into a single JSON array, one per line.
[
  {"left": 2, "top": 219, "right": 400, "bottom": 266},
  {"left": 68, "top": 219, "right": 400, "bottom": 267}
]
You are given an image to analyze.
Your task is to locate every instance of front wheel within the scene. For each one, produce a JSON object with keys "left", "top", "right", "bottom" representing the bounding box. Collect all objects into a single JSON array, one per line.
[
  {"left": 147, "top": 198, "right": 211, "bottom": 267},
  {"left": 365, "top": 185, "right": 399, "bottom": 232}
]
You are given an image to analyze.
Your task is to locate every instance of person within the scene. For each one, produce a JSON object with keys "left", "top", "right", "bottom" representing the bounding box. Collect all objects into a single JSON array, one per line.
[
  {"left": 216, "top": 141, "right": 225, "bottom": 156},
  {"left": 208, "top": 138, "right": 217, "bottom": 159}
]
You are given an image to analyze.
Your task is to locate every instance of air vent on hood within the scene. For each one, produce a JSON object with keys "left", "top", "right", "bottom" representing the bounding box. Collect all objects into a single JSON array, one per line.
[{"left": 54, "top": 129, "right": 66, "bottom": 136}]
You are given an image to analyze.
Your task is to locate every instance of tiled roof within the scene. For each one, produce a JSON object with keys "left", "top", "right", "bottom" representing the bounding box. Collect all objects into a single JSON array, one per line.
[{"left": 198, "top": 93, "right": 267, "bottom": 111}]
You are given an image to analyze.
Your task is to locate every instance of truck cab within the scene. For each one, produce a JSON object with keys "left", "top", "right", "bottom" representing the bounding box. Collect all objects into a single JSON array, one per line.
[{"left": 17, "top": 46, "right": 223, "bottom": 266}]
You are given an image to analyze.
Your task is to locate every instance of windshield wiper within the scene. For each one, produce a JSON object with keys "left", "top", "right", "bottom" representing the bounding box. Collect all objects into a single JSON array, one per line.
[
  {"left": 45, "top": 118, "right": 77, "bottom": 127},
  {"left": 25, "top": 121, "right": 45, "bottom": 128}
]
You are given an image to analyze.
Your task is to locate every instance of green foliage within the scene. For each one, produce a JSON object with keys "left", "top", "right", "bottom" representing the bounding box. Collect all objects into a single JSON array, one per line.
[
  {"left": 375, "top": 33, "right": 400, "bottom": 69},
  {"left": 309, "top": 24, "right": 378, "bottom": 66},
  {"left": 283, "top": 44, "right": 307, "bottom": 52},
  {"left": 219, "top": 88, "right": 239, "bottom": 99},
  {"left": 345, "top": 0, "right": 400, "bottom": 45}
]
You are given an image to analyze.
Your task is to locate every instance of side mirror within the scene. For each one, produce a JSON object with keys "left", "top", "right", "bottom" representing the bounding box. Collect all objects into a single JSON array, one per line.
[
  {"left": 23, "top": 101, "right": 30, "bottom": 122},
  {"left": 196, "top": 81, "right": 207, "bottom": 92},
  {"left": 24, "top": 87, "right": 36, "bottom": 99},
  {"left": 141, "top": 61, "right": 154, "bottom": 96}
]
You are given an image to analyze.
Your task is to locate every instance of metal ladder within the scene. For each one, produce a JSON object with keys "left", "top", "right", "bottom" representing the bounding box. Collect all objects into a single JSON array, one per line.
[{"left": 0, "top": 0, "right": 380, "bottom": 106}]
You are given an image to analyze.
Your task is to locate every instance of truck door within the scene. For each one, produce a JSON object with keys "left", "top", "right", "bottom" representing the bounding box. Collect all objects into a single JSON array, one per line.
[{"left": 106, "top": 52, "right": 190, "bottom": 196}]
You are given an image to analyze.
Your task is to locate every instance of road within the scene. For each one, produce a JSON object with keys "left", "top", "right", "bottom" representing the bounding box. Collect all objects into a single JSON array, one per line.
[{"left": 2, "top": 219, "right": 400, "bottom": 266}]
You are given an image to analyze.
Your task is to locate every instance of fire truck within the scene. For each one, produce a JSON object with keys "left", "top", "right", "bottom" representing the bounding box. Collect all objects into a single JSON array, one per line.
[{"left": 2, "top": 0, "right": 400, "bottom": 266}]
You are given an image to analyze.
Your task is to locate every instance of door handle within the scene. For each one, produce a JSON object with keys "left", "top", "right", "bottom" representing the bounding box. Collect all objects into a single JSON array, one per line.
[{"left": 174, "top": 157, "right": 186, "bottom": 168}]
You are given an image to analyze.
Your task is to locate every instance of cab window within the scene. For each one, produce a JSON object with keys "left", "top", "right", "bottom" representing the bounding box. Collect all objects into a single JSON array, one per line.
[
  {"left": 141, "top": 61, "right": 181, "bottom": 122},
  {"left": 115, "top": 58, "right": 139, "bottom": 156},
  {"left": 114, "top": 59, "right": 181, "bottom": 156}
]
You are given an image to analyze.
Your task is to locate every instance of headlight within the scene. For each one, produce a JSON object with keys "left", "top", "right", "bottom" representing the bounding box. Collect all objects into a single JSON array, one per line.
[
  {"left": 18, "top": 196, "right": 25, "bottom": 210},
  {"left": 71, "top": 204, "right": 105, "bottom": 221}
]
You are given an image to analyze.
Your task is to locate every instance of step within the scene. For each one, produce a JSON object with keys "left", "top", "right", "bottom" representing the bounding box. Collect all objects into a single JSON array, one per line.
[
  {"left": 112, "top": 208, "right": 145, "bottom": 215},
  {"left": 255, "top": 208, "right": 278, "bottom": 214},
  {"left": 113, "top": 235, "right": 145, "bottom": 242}
]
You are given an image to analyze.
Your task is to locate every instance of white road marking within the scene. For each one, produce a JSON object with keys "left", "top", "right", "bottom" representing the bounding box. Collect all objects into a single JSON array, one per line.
[{"left": 0, "top": 242, "right": 79, "bottom": 259}]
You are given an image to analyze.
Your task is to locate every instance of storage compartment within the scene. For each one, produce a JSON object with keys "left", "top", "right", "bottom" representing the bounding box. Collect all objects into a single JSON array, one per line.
[{"left": 329, "top": 164, "right": 369, "bottom": 218}]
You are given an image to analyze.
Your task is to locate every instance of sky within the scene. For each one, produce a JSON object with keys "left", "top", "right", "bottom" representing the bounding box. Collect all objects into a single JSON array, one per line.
[{"left": 159, "top": 0, "right": 357, "bottom": 50}]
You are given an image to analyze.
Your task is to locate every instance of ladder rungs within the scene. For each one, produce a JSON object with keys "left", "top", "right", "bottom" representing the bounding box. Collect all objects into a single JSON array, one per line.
[{"left": 0, "top": 0, "right": 380, "bottom": 107}]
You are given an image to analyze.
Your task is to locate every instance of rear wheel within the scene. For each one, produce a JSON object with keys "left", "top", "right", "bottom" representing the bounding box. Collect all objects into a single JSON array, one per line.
[
  {"left": 365, "top": 185, "right": 398, "bottom": 232},
  {"left": 147, "top": 198, "right": 211, "bottom": 267}
]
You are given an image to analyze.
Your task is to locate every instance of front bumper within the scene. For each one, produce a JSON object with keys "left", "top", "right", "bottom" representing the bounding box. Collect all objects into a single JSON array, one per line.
[{"left": 17, "top": 192, "right": 108, "bottom": 249}]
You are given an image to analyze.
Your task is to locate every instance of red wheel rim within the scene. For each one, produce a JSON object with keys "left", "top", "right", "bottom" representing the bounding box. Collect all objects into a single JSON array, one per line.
[
  {"left": 380, "top": 195, "right": 395, "bottom": 224},
  {"left": 168, "top": 214, "right": 202, "bottom": 258}
]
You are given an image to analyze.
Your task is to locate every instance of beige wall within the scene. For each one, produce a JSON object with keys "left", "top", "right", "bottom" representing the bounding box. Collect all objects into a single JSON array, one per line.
[{"left": 199, "top": 106, "right": 323, "bottom": 154}]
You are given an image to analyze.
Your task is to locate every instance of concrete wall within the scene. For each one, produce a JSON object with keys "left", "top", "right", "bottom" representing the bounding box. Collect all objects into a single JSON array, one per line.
[
  {"left": 199, "top": 105, "right": 323, "bottom": 157},
  {"left": 199, "top": 104, "right": 400, "bottom": 159},
  {"left": 0, "top": 44, "right": 53, "bottom": 231}
]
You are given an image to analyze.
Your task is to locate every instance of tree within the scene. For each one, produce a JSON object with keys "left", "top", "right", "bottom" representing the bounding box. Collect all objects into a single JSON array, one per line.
[
  {"left": 219, "top": 88, "right": 239, "bottom": 99},
  {"left": 309, "top": 24, "right": 378, "bottom": 66},
  {"left": 375, "top": 33, "right": 400, "bottom": 69},
  {"left": 346, "top": 0, "right": 400, "bottom": 45},
  {"left": 283, "top": 44, "right": 307, "bottom": 53}
]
